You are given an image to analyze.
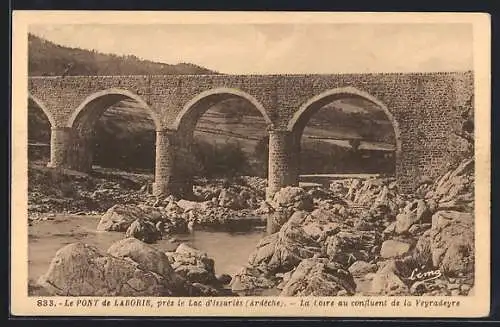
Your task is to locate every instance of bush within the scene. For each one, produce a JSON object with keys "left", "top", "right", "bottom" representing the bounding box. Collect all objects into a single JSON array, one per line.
[
  {"left": 191, "top": 139, "right": 252, "bottom": 178},
  {"left": 92, "top": 125, "right": 155, "bottom": 172}
]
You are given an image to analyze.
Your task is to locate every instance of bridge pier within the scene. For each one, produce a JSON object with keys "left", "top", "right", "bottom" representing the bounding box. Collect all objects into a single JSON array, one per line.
[
  {"left": 47, "top": 127, "right": 72, "bottom": 169},
  {"left": 47, "top": 127, "right": 94, "bottom": 172},
  {"left": 153, "top": 129, "right": 176, "bottom": 197},
  {"left": 266, "top": 129, "right": 299, "bottom": 200}
]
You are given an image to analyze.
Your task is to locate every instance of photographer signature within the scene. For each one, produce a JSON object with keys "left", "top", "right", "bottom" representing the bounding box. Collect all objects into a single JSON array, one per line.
[{"left": 408, "top": 266, "right": 442, "bottom": 282}]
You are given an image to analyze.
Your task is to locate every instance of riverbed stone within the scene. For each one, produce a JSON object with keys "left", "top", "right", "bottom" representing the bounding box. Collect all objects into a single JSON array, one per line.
[
  {"left": 125, "top": 218, "right": 161, "bottom": 244},
  {"left": 96, "top": 204, "right": 146, "bottom": 232},
  {"left": 272, "top": 187, "right": 314, "bottom": 211},
  {"left": 107, "top": 238, "right": 174, "bottom": 278},
  {"left": 230, "top": 267, "right": 276, "bottom": 292},
  {"left": 279, "top": 258, "right": 356, "bottom": 296},
  {"left": 394, "top": 200, "right": 430, "bottom": 234},
  {"left": 370, "top": 260, "right": 410, "bottom": 296},
  {"left": 348, "top": 260, "right": 378, "bottom": 277},
  {"left": 380, "top": 240, "right": 411, "bottom": 259},
  {"left": 165, "top": 243, "right": 216, "bottom": 285},
  {"left": 324, "top": 231, "right": 378, "bottom": 266},
  {"left": 248, "top": 211, "right": 322, "bottom": 274}
]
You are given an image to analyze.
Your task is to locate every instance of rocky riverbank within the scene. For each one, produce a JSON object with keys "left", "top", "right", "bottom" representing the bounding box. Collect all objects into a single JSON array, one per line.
[
  {"left": 28, "top": 164, "right": 267, "bottom": 233},
  {"left": 233, "top": 157, "right": 474, "bottom": 296},
  {"left": 29, "top": 157, "right": 474, "bottom": 297}
]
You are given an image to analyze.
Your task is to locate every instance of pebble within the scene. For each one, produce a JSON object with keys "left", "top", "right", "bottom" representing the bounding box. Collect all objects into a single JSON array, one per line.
[
  {"left": 448, "top": 283, "right": 460, "bottom": 290},
  {"left": 450, "top": 289, "right": 460, "bottom": 296}
]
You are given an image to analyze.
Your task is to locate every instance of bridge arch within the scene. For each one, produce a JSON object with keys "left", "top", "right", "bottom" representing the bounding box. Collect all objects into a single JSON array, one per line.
[
  {"left": 161, "top": 87, "right": 273, "bottom": 198},
  {"left": 67, "top": 88, "right": 161, "bottom": 131},
  {"left": 172, "top": 87, "right": 273, "bottom": 133},
  {"left": 28, "top": 93, "right": 56, "bottom": 127},
  {"left": 287, "top": 86, "right": 402, "bottom": 158},
  {"left": 65, "top": 88, "right": 161, "bottom": 173},
  {"left": 28, "top": 93, "right": 54, "bottom": 166}
]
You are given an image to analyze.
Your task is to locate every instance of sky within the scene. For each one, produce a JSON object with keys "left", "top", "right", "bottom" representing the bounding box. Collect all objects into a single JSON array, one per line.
[{"left": 29, "top": 23, "right": 473, "bottom": 74}]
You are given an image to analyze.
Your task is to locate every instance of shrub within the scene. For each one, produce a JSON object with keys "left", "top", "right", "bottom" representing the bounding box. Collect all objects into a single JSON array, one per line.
[{"left": 191, "top": 139, "right": 252, "bottom": 178}]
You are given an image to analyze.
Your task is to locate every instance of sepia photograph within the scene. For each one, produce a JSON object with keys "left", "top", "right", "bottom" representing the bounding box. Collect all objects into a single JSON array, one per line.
[{"left": 11, "top": 11, "right": 490, "bottom": 317}]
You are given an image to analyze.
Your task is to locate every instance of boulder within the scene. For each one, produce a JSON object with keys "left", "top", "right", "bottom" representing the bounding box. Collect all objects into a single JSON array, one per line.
[
  {"left": 230, "top": 267, "right": 276, "bottom": 293},
  {"left": 429, "top": 210, "right": 474, "bottom": 276},
  {"left": 394, "top": 200, "right": 430, "bottom": 234},
  {"left": 345, "top": 179, "right": 361, "bottom": 201},
  {"left": 163, "top": 217, "right": 189, "bottom": 234},
  {"left": 348, "top": 260, "right": 378, "bottom": 277},
  {"left": 248, "top": 211, "right": 321, "bottom": 274},
  {"left": 324, "top": 231, "right": 378, "bottom": 266},
  {"left": 165, "top": 243, "right": 216, "bottom": 285},
  {"left": 37, "top": 242, "right": 174, "bottom": 296},
  {"left": 248, "top": 233, "right": 279, "bottom": 267},
  {"left": 107, "top": 238, "right": 174, "bottom": 278},
  {"left": 380, "top": 240, "right": 411, "bottom": 259},
  {"left": 96, "top": 204, "right": 146, "bottom": 232},
  {"left": 301, "top": 208, "right": 343, "bottom": 241},
  {"left": 266, "top": 207, "right": 295, "bottom": 234},
  {"left": 218, "top": 188, "right": 244, "bottom": 210},
  {"left": 272, "top": 187, "right": 314, "bottom": 211},
  {"left": 137, "top": 204, "right": 165, "bottom": 223},
  {"left": 413, "top": 229, "right": 433, "bottom": 267},
  {"left": 408, "top": 223, "right": 431, "bottom": 236},
  {"left": 125, "top": 219, "right": 161, "bottom": 244},
  {"left": 371, "top": 185, "right": 390, "bottom": 210},
  {"left": 370, "top": 260, "right": 410, "bottom": 296},
  {"left": 279, "top": 258, "right": 356, "bottom": 296},
  {"left": 190, "top": 283, "right": 225, "bottom": 296}
]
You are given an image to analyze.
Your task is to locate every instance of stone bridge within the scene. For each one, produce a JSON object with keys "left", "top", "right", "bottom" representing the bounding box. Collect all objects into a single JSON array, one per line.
[{"left": 28, "top": 72, "right": 473, "bottom": 198}]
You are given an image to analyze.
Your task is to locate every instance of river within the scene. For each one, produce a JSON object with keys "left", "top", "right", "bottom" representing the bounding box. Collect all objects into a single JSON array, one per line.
[{"left": 28, "top": 215, "right": 267, "bottom": 285}]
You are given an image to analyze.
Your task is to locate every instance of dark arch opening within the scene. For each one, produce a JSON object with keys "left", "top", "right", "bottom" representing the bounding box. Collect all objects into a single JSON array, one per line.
[
  {"left": 28, "top": 96, "right": 52, "bottom": 166},
  {"left": 174, "top": 89, "right": 271, "bottom": 195},
  {"left": 69, "top": 90, "right": 159, "bottom": 176},
  {"left": 289, "top": 90, "right": 400, "bottom": 181}
]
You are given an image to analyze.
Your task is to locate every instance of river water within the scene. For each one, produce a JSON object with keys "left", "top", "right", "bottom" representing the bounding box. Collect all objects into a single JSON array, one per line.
[{"left": 28, "top": 215, "right": 267, "bottom": 284}]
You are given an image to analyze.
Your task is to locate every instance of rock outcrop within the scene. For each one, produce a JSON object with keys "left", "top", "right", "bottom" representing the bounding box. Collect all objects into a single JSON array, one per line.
[
  {"left": 37, "top": 242, "right": 182, "bottom": 296},
  {"left": 242, "top": 157, "right": 475, "bottom": 296},
  {"left": 36, "top": 238, "right": 234, "bottom": 297},
  {"left": 428, "top": 210, "right": 474, "bottom": 276}
]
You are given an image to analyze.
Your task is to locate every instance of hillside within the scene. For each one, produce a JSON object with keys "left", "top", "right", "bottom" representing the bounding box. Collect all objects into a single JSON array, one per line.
[{"left": 28, "top": 34, "right": 217, "bottom": 76}]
